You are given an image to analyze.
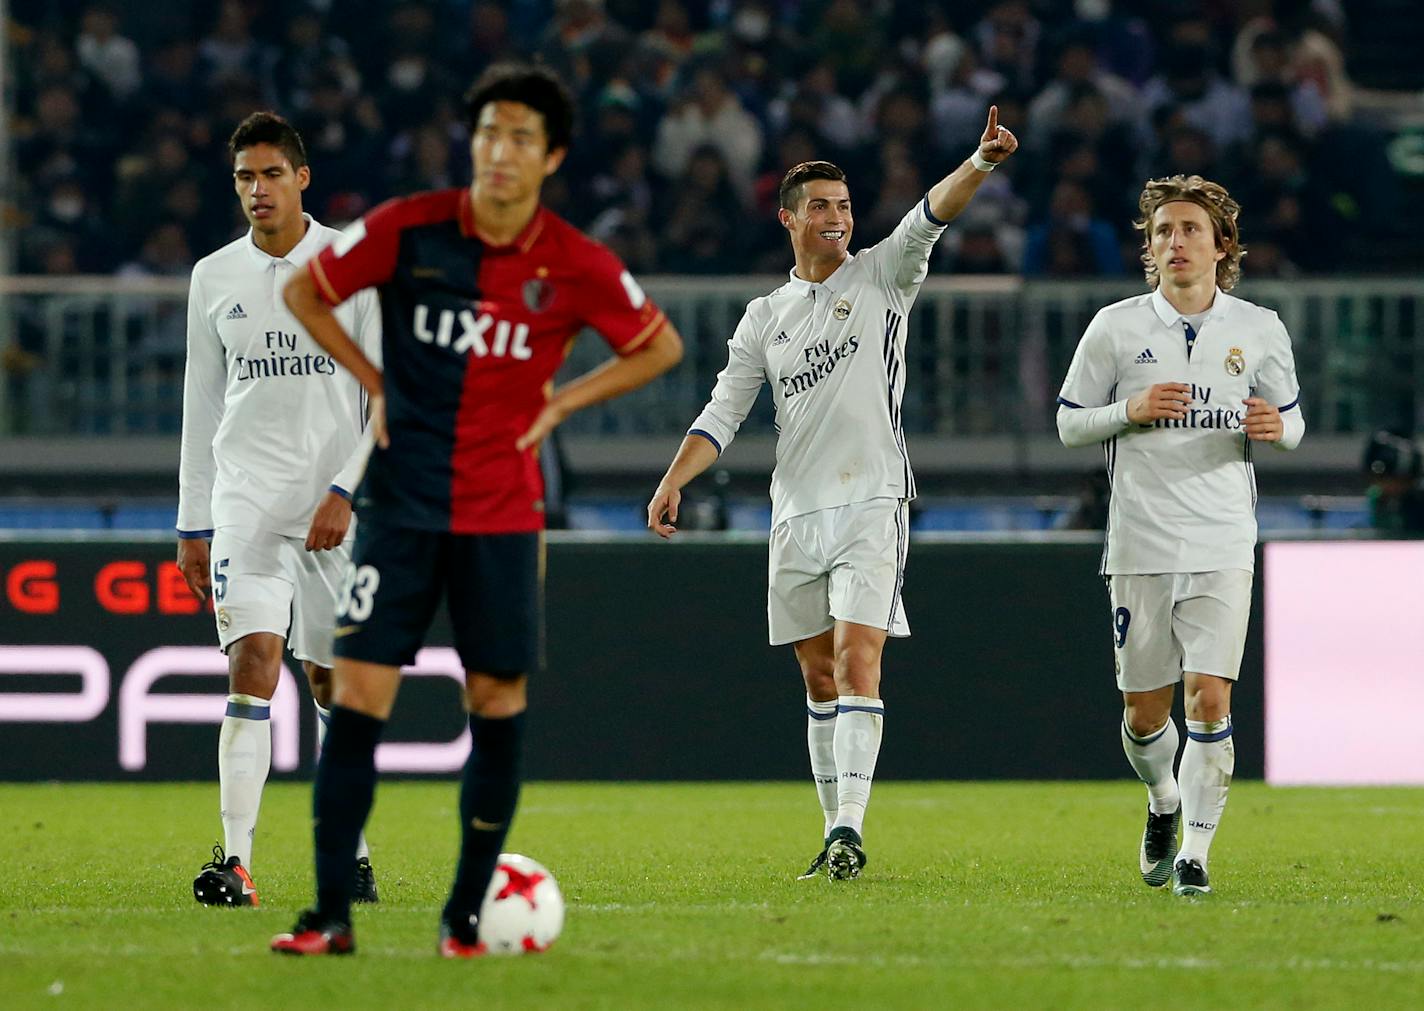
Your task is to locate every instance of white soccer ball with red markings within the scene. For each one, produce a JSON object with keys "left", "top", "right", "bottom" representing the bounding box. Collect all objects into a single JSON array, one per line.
[{"left": 478, "top": 853, "right": 565, "bottom": 955}]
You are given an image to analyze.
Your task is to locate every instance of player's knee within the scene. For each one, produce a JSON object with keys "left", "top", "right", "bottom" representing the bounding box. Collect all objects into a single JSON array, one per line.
[
  {"left": 1122, "top": 695, "right": 1172, "bottom": 737},
  {"left": 228, "top": 639, "right": 282, "bottom": 698},
  {"left": 1184, "top": 692, "right": 1230, "bottom": 723},
  {"left": 1123, "top": 706, "right": 1166, "bottom": 738},
  {"left": 466, "top": 674, "right": 528, "bottom": 718},
  {"left": 798, "top": 655, "right": 836, "bottom": 698}
]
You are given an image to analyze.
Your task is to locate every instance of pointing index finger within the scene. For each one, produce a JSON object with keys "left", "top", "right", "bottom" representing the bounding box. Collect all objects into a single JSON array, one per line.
[{"left": 985, "top": 105, "right": 998, "bottom": 136}]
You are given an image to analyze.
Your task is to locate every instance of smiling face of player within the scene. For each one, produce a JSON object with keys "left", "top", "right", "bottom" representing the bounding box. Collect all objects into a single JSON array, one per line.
[
  {"left": 471, "top": 100, "right": 566, "bottom": 211},
  {"left": 780, "top": 178, "right": 853, "bottom": 282},
  {"left": 233, "top": 143, "right": 309, "bottom": 251},
  {"left": 1149, "top": 200, "right": 1224, "bottom": 298}
]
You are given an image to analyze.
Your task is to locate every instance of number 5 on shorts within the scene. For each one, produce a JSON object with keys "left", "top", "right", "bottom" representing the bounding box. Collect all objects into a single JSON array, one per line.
[
  {"left": 1113, "top": 606, "right": 1131, "bottom": 649},
  {"left": 338, "top": 564, "right": 381, "bottom": 622}
]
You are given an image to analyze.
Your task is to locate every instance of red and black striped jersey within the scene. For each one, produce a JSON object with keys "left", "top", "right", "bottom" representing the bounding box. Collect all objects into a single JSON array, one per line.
[{"left": 310, "top": 188, "right": 665, "bottom": 533}]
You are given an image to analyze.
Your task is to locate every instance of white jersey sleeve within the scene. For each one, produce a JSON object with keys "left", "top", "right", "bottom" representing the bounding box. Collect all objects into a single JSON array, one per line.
[
  {"left": 177, "top": 269, "right": 223, "bottom": 536},
  {"left": 1057, "top": 309, "right": 1132, "bottom": 447},
  {"left": 856, "top": 197, "right": 948, "bottom": 302},
  {"left": 1254, "top": 313, "right": 1305, "bottom": 450},
  {"left": 687, "top": 307, "right": 767, "bottom": 455}
]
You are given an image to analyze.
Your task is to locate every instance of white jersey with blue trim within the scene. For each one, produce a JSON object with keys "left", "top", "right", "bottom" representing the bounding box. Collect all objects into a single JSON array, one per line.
[
  {"left": 178, "top": 215, "right": 382, "bottom": 539},
  {"left": 687, "top": 198, "right": 947, "bottom": 527},
  {"left": 1057, "top": 286, "right": 1303, "bottom": 574}
]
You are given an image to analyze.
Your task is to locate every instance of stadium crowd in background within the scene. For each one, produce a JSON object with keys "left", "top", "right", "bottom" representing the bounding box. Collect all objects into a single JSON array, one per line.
[{"left": 8, "top": 0, "right": 1407, "bottom": 282}]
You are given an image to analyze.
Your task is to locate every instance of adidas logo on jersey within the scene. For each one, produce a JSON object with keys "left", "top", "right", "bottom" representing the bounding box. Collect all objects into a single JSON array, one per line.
[
  {"left": 226, "top": 304, "right": 247, "bottom": 320},
  {"left": 1134, "top": 348, "right": 1157, "bottom": 364},
  {"left": 771, "top": 330, "right": 791, "bottom": 346}
]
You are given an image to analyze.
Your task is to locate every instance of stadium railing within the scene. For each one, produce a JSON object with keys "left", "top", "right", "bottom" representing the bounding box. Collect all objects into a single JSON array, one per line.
[{"left": 2, "top": 274, "right": 1419, "bottom": 455}]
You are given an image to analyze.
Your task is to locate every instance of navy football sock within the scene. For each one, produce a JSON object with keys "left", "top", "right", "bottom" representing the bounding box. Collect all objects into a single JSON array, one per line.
[
  {"left": 443, "top": 711, "right": 525, "bottom": 927},
  {"left": 313, "top": 705, "right": 385, "bottom": 923}
]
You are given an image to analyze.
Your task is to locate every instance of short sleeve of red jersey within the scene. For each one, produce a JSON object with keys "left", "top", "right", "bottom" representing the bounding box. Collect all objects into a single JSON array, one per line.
[
  {"left": 575, "top": 244, "right": 667, "bottom": 355},
  {"left": 309, "top": 199, "right": 404, "bottom": 306}
]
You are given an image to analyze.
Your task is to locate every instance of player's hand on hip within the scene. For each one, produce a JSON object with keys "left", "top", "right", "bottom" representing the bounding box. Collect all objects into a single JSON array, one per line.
[
  {"left": 305, "top": 490, "right": 353, "bottom": 551},
  {"left": 176, "top": 537, "right": 211, "bottom": 602},
  {"left": 1127, "top": 382, "right": 1192, "bottom": 424},
  {"left": 1242, "top": 396, "right": 1283, "bottom": 441},
  {"left": 978, "top": 105, "right": 1019, "bottom": 164},
  {"left": 647, "top": 485, "right": 681, "bottom": 539},
  {"left": 515, "top": 401, "right": 568, "bottom": 452}
]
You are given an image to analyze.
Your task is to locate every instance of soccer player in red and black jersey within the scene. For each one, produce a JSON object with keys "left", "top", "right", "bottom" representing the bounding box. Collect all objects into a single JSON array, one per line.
[{"left": 269, "top": 64, "right": 683, "bottom": 958}]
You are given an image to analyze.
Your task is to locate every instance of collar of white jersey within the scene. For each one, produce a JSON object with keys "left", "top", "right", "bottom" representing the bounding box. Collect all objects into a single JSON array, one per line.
[
  {"left": 244, "top": 212, "right": 322, "bottom": 268},
  {"left": 785, "top": 252, "right": 856, "bottom": 298},
  {"left": 1150, "top": 284, "right": 1234, "bottom": 329}
]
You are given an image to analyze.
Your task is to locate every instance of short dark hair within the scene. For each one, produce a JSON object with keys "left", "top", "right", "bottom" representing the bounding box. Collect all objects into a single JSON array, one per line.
[
  {"left": 463, "top": 63, "right": 575, "bottom": 153},
  {"left": 228, "top": 111, "right": 307, "bottom": 169},
  {"left": 779, "top": 160, "right": 848, "bottom": 212}
]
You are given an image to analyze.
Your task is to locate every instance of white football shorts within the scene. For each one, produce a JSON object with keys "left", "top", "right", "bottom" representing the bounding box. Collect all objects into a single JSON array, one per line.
[
  {"left": 767, "top": 497, "right": 910, "bottom": 646},
  {"left": 1107, "top": 569, "right": 1254, "bottom": 693},
  {"left": 209, "top": 525, "right": 351, "bottom": 668}
]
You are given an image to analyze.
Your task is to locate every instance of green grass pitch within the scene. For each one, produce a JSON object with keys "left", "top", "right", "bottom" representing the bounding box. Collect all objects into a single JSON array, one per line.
[{"left": 2, "top": 781, "right": 1420, "bottom": 1009}]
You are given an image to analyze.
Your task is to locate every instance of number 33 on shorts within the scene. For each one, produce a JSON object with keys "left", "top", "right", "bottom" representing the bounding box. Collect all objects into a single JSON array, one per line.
[{"left": 338, "top": 564, "right": 381, "bottom": 623}]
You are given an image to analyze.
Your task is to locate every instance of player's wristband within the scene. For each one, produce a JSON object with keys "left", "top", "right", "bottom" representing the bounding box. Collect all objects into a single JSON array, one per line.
[{"left": 971, "top": 150, "right": 997, "bottom": 172}]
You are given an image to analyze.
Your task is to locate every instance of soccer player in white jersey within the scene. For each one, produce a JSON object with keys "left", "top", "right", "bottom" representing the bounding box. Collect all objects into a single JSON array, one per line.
[
  {"left": 1056, "top": 175, "right": 1305, "bottom": 897},
  {"left": 648, "top": 108, "right": 1019, "bottom": 881},
  {"left": 177, "top": 112, "right": 383, "bottom": 907}
]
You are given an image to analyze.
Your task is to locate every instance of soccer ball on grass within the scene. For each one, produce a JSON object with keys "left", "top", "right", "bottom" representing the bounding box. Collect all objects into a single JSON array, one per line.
[{"left": 478, "top": 853, "right": 565, "bottom": 954}]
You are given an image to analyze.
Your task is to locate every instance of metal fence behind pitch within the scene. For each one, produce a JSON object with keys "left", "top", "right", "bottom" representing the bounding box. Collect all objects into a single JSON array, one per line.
[{"left": 2, "top": 275, "right": 1420, "bottom": 438}]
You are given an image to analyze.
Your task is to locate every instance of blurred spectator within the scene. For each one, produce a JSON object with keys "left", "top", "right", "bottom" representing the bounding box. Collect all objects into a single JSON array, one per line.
[
  {"left": 652, "top": 62, "right": 762, "bottom": 205},
  {"left": 972, "top": 1, "right": 1041, "bottom": 93},
  {"left": 1028, "top": 32, "right": 1141, "bottom": 139},
  {"left": 16, "top": 81, "right": 111, "bottom": 195},
  {"left": 31, "top": 174, "right": 116, "bottom": 271},
  {"left": 265, "top": 10, "right": 354, "bottom": 113},
  {"left": 657, "top": 144, "right": 742, "bottom": 274},
  {"left": 1141, "top": 20, "right": 1252, "bottom": 152},
  {"left": 768, "top": 60, "right": 862, "bottom": 156},
  {"left": 929, "top": 47, "right": 1007, "bottom": 157},
  {"left": 921, "top": 9, "right": 968, "bottom": 99},
  {"left": 144, "top": 37, "right": 205, "bottom": 116},
  {"left": 463, "top": 2, "right": 518, "bottom": 77},
  {"left": 860, "top": 140, "right": 926, "bottom": 245},
  {"left": 75, "top": 4, "right": 141, "bottom": 103},
  {"left": 376, "top": 3, "right": 458, "bottom": 129},
  {"left": 1023, "top": 180, "right": 1123, "bottom": 277},
  {"left": 292, "top": 70, "right": 385, "bottom": 200},
  {"left": 111, "top": 129, "right": 204, "bottom": 248},
  {"left": 197, "top": 0, "right": 270, "bottom": 91},
  {"left": 1232, "top": 28, "right": 1328, "bottom": 137},
  {"left": 1363, "top": 431, "right": 1424, "bottom": 535},
  {"left": 117, "top": 221, "right": 193, "bottom": 278},
  {"left": 808, "top": 0, "right": 887, "bottom": 98},
  {"left": 538, "top": 0, "right": 633, "bottom": 97}
]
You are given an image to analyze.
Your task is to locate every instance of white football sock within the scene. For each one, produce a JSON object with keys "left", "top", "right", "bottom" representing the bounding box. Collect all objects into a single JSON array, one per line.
[
  {"left": 1121, "top": 715, "right": 1181, "bottom": 815},
  {"left": 219, "top": 693, "right": 271, "bottom": 868},
  {"left": 1178, "top": 716, "right": 1235, "bottom": 867},
  {"left": 805, "top": 696, "right": 839, "bottom": 838},
  {"left": 830, "top": 696, "right": 884, "bottom": 838},
  {"left": 316, "top": 704, "right": 370, "bottom": 861}
]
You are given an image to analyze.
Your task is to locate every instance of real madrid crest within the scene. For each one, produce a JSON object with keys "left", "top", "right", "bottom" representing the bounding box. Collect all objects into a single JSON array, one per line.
[
  {"left": 1224, "top": 347, "right": 1245, "bottom": 376},
  {"left": 833, "top": 297, "right": 851, "bottom": 321},
  {"left": 523, "top": 276, "right": 555, "bottom": 313},
  {"left": 217, "top": 607, "right": 231, "bottom": 633}
]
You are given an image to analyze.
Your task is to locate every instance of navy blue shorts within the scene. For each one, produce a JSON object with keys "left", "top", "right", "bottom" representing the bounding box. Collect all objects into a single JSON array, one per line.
[{"left": 333, "top": 519, "right": 544, "bottom": 675}]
